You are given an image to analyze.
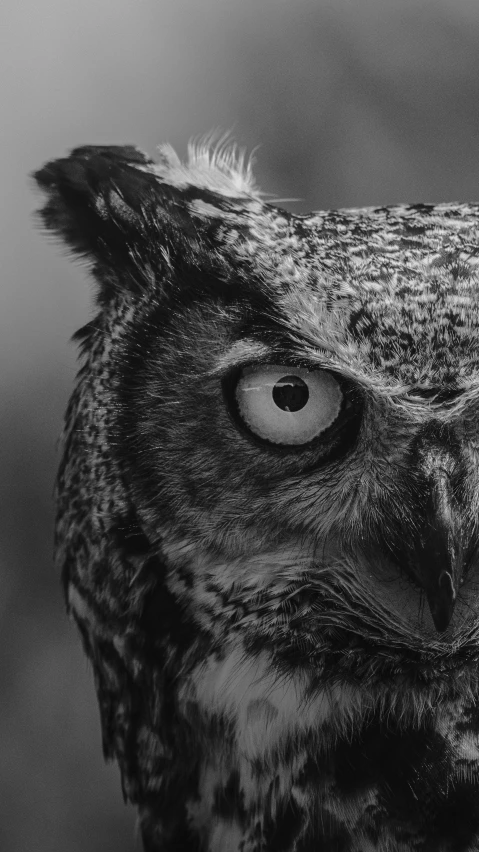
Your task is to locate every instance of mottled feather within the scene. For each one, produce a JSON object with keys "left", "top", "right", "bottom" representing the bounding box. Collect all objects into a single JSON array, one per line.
[{"left": 34, "top": 143, "right": 479, "bottom": 851}]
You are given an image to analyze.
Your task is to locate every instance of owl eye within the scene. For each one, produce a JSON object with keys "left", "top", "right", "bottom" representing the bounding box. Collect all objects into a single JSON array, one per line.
[{"left": 234, "top": 365, "right": 344, "bottom": 445}]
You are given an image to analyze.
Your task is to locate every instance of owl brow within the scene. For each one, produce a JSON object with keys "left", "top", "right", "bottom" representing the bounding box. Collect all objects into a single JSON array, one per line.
[{"left": 203, "top": 337, "right": 335, "bottom": 380}]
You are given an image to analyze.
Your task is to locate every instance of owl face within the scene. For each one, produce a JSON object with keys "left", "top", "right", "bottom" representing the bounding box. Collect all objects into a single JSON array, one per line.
[
  {"left": 34, "top": 144, "right": 479, "bottom": 851},
  {"left": 34, "top": 144, "right": 479, "bottom": 675},
  {"left": 111, "top": 273, "right": 479, "bottom": 693}
]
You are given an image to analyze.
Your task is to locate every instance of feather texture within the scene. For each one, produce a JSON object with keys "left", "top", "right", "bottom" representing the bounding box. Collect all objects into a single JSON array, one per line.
[{"left": 34, "top": 142, "right": 479, "bottom": 851}]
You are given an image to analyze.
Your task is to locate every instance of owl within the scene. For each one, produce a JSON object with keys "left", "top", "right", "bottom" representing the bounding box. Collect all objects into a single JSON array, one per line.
[{"left": 34, "top": 141, "right": 479, "bottom": 852}]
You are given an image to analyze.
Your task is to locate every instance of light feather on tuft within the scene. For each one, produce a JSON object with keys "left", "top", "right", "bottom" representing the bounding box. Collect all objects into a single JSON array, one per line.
[{"left": 154, "top": 133, "right": 260, "bottom": 198}]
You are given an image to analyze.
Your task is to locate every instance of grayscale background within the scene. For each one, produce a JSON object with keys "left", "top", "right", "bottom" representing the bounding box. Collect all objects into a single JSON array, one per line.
[{"left": 3, "top": 0, "right": 479, "bottom": 848}]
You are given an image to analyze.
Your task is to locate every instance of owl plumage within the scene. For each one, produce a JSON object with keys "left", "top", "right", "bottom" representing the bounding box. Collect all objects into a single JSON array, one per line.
[{"left": 34, "top": 142, "right": 479, "bottom": 851}]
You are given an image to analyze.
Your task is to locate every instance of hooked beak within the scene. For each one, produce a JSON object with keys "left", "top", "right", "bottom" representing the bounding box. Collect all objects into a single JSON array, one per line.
[{"left": 411, "top": 466, "right": 463, "bottom": 633}]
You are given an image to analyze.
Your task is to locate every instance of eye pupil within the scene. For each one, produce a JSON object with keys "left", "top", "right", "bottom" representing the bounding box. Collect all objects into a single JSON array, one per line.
[{"left": 272, "top": 375, "right": 309, "bottom": 412}]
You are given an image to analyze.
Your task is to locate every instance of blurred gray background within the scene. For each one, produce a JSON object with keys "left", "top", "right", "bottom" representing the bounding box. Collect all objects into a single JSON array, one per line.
[{"left": 3, "top": 0, "right": 479, "bottom": 849}]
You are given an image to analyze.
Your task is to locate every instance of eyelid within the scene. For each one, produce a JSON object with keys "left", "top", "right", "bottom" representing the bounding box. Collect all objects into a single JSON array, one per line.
[{"left": 207, "top": 356, "right": 332, "bottom": 382}]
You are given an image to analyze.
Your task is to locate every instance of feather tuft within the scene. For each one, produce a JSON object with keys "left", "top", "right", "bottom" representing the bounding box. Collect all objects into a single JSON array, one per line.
[{"left": 154, "top": 132, "right": 260, "bottom": 198}]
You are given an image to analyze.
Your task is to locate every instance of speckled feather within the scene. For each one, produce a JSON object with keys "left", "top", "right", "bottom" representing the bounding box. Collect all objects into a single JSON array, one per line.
[{"left": 34, "top": 142, "right": 479, "bottom": 851}]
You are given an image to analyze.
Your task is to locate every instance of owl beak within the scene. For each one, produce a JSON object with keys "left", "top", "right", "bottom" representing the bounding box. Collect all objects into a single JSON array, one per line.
[{"left": 413, "top": 467, "right": 462, "bottom": 634}]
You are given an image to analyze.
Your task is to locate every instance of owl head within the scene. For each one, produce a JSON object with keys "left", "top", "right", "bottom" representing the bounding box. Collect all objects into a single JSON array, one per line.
[{"left": 34, "top": 142, "right": 479, "bottom": 716}]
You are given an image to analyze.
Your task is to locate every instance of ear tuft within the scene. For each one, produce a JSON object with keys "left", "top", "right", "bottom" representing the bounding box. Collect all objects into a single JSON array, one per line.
[
  {"left": 33, "top": 146, "right": 159, "bottom": 295},
  {"left": 33, "top": 140, "right": 260, "bottom": 302}
]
